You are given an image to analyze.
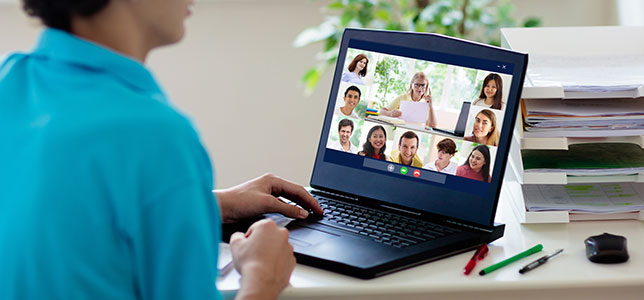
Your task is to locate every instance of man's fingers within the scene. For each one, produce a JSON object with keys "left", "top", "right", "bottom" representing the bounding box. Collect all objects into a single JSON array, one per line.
[
  {"left": 229, "top": 232, "right": 246, "bottom": 247},
  {"left": 269, "top": 176, "right": 323, "bottom": 214},
  {"left": 276, "top": 198, "right": 309, "bottom": 219},
  {"left": 261, "top": 195, "right": 309, "bottom": 219}
]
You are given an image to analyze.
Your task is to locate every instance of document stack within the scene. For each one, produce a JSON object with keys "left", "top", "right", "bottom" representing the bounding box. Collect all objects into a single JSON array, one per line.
[{"left": 500, "top": 26, "right": 644, "bottom": 223}]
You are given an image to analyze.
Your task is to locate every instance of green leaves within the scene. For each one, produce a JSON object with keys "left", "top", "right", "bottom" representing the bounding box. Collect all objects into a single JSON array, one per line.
[
  {"left": 301, "top": 67, "right": 324, "bottom": 94},
  {"left": 293, "top": 18, "right": 338, "bottom": 48},
  {"left": 295, "top": 0, "right": 542, "bottom": 93},
  {"left": 341, "top": 10, "right": 357, "bottom": 26},
  {"left": 523, "top": 17, "right": 541, "bottom": 28}
]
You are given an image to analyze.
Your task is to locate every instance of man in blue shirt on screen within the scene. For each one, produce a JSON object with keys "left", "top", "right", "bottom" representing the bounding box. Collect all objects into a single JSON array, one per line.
[{"left": 0, "top": 1, "right": 322, "bottom": 300}]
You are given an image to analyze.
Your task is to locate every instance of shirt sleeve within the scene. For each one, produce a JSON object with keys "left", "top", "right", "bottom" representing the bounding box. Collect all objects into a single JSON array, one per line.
[
  {"left": 340, "top": 72, "right": 351, "bottom": 83},
  {"left": 138, "top": 182, "right": 221, "bottom": 300},
  {"left": 385, "top": 94, "right": 403, "bottom": 111},
  {"left": 126, "top": 114, "right": 222, "bottom": 300}
]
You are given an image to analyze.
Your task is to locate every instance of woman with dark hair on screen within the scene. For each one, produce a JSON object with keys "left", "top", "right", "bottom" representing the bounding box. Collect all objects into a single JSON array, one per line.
[
  {"left": 473, "top": 73, "right": 504, "bottom": 110},
  {"left": 341, "top": 54, "right": 368, "bottom": 85},
  {"left": 0, "top": 0, "right": 323, "bottom": 299},
  {"left": 464, "top": 109, "right": 500, "bottom": 146},
  {"left": 456, "top": 145, "right": 491, "bottom": 182},
  {"left": 358, "top": 125, "right": 388, "bottom": 160}
]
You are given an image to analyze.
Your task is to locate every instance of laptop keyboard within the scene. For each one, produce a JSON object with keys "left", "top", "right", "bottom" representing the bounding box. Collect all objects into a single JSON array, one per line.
[{"left": 310, "top": 195, "right": 460, "bottom": 249}]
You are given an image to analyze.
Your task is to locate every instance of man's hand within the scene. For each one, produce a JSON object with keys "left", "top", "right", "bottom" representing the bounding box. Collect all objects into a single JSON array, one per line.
[
  {"left": 215, "top": 173, "right": 323, "bottom": 223},
  {"left": 230, "top": 220, "right": 295, "bottom": 300}
]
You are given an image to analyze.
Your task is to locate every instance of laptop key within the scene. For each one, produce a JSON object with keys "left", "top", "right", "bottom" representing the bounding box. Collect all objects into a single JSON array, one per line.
[
  {"left": 392, "top": 235, "right": 416, "bottom": 244},
  {"left": 420, "top": 232, "right": 436, "bottom": 239},
  {"left": 316, "top": 220, "right": 360, "bottom": 234},
  {"left": 404, "top": 233, "right": 425, "bottom": 242}
]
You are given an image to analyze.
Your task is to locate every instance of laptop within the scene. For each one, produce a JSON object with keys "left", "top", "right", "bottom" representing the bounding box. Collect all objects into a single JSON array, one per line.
[
  {"left": 431, "top": 101, "right": 471, "bottom": 137},
  {"left": 285, "top": 29, "right": 527, "bottom": 279}
]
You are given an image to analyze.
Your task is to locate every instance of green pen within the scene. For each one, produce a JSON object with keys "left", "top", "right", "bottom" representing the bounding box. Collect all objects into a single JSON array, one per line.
[{"left": 479, "top": 244, "right": 543, "bottom": 276}]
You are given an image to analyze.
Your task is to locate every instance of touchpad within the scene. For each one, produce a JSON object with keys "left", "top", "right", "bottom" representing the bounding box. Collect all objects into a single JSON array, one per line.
[{"left": 288, "top": 225, "right": 338, "bottom": 248}]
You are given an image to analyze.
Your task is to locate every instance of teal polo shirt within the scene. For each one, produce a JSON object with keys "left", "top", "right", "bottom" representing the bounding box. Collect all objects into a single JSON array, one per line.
[{"left": 0, "top": 28, "right": 222, "bottom": 300}]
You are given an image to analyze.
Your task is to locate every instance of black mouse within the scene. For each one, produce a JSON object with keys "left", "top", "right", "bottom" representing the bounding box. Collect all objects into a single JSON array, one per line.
[{"left": 584, "top": 233, "right": 629, "bottom": 264}]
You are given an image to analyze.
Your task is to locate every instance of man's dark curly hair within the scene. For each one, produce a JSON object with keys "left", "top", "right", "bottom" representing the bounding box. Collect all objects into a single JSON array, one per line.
[{"left": 22, "top": 0, "right": 110, "bottom": 32}]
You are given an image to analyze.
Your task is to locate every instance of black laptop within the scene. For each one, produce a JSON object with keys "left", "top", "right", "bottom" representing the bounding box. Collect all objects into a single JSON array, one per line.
[{"left": 285, "top": 29, "right": 527, "bottom": 279}]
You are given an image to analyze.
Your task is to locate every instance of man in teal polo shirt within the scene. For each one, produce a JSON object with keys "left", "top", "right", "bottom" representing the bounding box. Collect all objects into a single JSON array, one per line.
[{"left": 0, "top": 1, "right": 322, "bottom": 300}]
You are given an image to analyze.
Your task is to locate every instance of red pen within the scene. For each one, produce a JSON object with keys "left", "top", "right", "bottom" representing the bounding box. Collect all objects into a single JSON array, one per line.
[{"left": 463, "top": 244, "right": 489, "bottom": 275}]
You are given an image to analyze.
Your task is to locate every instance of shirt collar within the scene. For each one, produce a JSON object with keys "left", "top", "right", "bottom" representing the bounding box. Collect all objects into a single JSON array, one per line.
[{"left": 32, "top": 28, "right": 164, "bottom": 95}]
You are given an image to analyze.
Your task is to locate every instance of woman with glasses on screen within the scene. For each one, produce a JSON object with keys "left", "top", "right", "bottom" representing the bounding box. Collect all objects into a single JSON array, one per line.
[{"left": 379, "top": 72, "right": 437, "bottom": 128}]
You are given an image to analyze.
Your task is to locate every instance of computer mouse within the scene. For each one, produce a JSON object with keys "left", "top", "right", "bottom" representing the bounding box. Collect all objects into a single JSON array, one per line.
[{"left": 584, "top": 233, "right": 629, "bottom": 264}]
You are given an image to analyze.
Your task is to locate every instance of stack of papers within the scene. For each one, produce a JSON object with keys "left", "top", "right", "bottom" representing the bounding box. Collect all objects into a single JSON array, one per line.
[
  {"left": 523, "top": 98, "right": 644, "bottom": 137},
  {"left": 527, "top": 55, "right": 644, "bottom": 98},
  {"left": 522, "top": 143, "right": 644, "bottom": 176},
  {"left": 522, "top": 183, "right": 644, "bottom": 213}
]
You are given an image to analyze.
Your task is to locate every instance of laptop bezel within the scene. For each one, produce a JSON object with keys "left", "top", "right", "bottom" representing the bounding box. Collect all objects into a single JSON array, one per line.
[{"left": 310, "top": 28, "right": 528, "bottom": 229}]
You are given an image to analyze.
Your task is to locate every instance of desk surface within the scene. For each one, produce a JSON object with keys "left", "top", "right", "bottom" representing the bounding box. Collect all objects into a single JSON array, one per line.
[{"left": 216, "top": 196, "right": 644, "bottom": 300}]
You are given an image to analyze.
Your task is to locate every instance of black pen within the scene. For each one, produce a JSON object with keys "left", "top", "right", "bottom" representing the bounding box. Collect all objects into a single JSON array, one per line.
[{"left": 519, "top": 249, "right": 564, "bottom": 274}]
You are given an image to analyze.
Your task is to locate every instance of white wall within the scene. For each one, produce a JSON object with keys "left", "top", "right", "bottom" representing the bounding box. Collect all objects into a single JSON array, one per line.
[{"left": 0, "top": 1, "right": 620, "bottom": 188}]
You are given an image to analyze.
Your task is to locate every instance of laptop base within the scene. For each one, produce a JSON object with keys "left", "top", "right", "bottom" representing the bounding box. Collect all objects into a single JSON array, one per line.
[{"left": 287, "top": 219, "right": 504, "bottom": 279}]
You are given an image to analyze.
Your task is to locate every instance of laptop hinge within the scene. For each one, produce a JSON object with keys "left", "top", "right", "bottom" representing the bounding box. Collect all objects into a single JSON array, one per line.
[{"left": 445, "top": 219, "right": 493, "bottom": 233}]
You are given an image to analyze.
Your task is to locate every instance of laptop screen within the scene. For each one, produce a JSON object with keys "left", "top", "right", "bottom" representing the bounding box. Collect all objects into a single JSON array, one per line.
[{"left": 311, "top": 29, "right": 527, "bottom": 227}]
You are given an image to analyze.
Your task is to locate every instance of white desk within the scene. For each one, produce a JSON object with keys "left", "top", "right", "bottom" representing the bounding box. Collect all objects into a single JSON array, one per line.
[{"left": 217, "top": 195, "right": 644, "bottom": 300}]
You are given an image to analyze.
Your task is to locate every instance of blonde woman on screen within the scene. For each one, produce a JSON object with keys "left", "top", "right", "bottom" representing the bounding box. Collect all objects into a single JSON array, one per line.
[{"left": 379, "top": 72, "right": 437, "bottom": 128}]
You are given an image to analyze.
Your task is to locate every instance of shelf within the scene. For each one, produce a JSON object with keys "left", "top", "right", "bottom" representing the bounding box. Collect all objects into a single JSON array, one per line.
[
  {"left": 521, "top": 85, "right": 644, "bottom": 100},
  {"left": 522, "top": 172, "right": 644, "bottom": 185},
  {"left": 521, "top": 136, "right": 644, "bottom": 150},
  {"left": 502, "top": 26, "right": 644, "bottom": 223},
  {"left": 501, "top": 178, "right": 644, "bottom": 224}
]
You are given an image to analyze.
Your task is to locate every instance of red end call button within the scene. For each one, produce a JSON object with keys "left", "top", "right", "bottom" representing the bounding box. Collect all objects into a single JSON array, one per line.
[{"left": 413, "top": 169, "right": 421, "bottom": 177}]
